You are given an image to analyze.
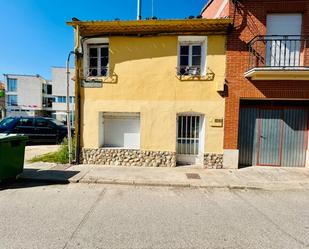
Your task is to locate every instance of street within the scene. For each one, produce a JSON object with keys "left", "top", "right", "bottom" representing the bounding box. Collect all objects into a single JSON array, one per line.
[{"left": 0, "top": 183, "right": 309, "bottom": 249}]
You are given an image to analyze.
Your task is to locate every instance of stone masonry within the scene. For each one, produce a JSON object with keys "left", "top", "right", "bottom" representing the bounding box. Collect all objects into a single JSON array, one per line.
[
  {"left": 82, "top": 148, "right": 224, "bottom": 168},
  {"left": 81, "top": 148, "right": 176, "bottom": 167},
  {"left": 204, "top": 153, "right": 223, "bottom": 169}
]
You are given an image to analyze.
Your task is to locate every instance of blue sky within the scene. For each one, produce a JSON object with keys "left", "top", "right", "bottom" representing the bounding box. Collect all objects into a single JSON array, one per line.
[{"left": 0, "top": 0, "right": 207, "bottom": 80}]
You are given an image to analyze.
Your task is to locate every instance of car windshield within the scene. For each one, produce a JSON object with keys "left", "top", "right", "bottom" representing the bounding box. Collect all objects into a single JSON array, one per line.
[
  {"left": 0, "top": 117, "right": 15, "bottom": 128},
  {"left": 49, "top": 118, "right": 65, "bottom": 126}
]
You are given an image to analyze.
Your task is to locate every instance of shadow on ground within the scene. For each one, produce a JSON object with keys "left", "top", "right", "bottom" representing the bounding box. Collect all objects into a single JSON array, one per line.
[{"left": 0, "top": 168, "right": 80, "bottom": 190}]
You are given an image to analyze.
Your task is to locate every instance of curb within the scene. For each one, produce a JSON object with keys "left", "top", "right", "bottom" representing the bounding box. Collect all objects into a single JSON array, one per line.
[{"left": 18, "top": 176, "right": 304, "bottom": 191}]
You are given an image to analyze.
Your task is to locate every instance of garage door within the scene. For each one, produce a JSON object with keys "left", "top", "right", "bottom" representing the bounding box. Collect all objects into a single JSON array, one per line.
[
  {"left": 103, "top": 113, "right": 140, "bottom": 149},
  {"left": 238, "top": 108, "right": 308, "bottom": 167}
]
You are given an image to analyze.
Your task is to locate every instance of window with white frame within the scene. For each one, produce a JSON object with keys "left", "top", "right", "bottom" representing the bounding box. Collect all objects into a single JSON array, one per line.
[
  {"left": 178, "top": 36, "right": 207, "bottom": 76},
  {"left": 87, "top": 44, "right": 109, "bottom": 77},
  {"left": 179, "top": 44, "right": 202, "bottom": 76}
]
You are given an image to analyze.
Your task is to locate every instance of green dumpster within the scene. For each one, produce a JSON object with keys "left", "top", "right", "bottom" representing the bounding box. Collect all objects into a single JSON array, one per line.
[{"left": 0, "top": 134, "right": 28, "bottom": 181}]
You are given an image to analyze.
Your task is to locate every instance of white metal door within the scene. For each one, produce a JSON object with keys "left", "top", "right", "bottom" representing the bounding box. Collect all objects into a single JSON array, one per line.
[
  {"left": 266, "top": 14, "right": 302, "bottom": 66},
  {"left": 177, "top": 115, "right": 202, "bottom": 165}
]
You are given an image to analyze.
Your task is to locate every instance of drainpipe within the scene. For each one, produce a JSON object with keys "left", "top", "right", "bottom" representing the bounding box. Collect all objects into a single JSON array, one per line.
[
  {"left": 66, "top": 51, "right": 74, "bottom": 165},
  {"left": 74, "top": 25, "right": 81, "bottom": 164}
]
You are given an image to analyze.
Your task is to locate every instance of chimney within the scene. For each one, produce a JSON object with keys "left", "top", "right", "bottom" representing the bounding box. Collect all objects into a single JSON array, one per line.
[{"left": 137, "top": 0, "right": 142, "bottom": 20}]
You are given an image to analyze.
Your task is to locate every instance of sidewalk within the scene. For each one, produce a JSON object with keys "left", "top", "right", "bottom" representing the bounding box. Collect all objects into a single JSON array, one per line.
[{"left": 20, "top": 162, "right": 309, "bottom": 190}]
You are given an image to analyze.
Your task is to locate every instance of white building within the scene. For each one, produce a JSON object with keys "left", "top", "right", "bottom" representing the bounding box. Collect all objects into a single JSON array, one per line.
[
  {"left": 3, "top": 74, "right": 53, "bottom": 117},
  {"left": 51, "top": 67, "right": 75, "bottom": 126}
]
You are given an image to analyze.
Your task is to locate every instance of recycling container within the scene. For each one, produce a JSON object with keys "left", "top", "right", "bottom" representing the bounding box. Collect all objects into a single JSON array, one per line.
[{"left": 0, "top": 134, "right": 28, "bottom": 181}]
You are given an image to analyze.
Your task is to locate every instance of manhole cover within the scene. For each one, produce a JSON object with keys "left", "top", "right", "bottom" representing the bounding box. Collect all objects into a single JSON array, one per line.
[{"left": 186, "top": 173, "right": 201, "bottom": 179}]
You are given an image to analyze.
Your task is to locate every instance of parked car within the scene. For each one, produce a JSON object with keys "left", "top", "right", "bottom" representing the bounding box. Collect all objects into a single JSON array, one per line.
[{"left": 0, "top": 116, "right": 74, "bottom": 144}]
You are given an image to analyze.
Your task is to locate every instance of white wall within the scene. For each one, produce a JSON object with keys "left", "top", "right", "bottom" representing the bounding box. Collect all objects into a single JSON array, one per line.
[
  {"left": 4, "top": 74, "right": 44, "bottom": 116},
  {"left": 51, "top": 67, "right": 75, "bottom": 120},
  {"left": 51, "top": 67, "right": 75, "bottom": 99}
]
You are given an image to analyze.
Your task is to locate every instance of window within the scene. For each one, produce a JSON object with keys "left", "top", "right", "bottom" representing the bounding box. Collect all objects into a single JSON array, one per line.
[
  {"left": 42, "top": 84, "right": 52, "bottom": 94},
  {"left": 266, "top": 14, "right": 302, "bottom": 67},
  {"left": 101, "top": 113, "right": 140, "bottom": 149},
  {"left": 87, "top": 44, "right": 109, "bottom": 77},
  {"left": 0, "top": 117, "right": 15, "bottom": 128},
  {"left": 16, "top": 118, "right": 34, "bottom": 127},
  {"left": 70, "top": 97, "right": 75, "bottom": 103},
  {"left": 179, "top": 44, "right": 202, "bottom": 76},
  {"left": 55, "top": 96, "right": 66, "bottom": 103},
  {"left": 7, "top": 78, "right": 17, "bottom": 92},
  {"left": 35, "top": 118, "right": 53, "bottom": 128},
  {"left": 7, "top": 95, "right": 17, "bottom": 106},
  {"left": 43, "top": 97, "right": 54, "bottom": 108}
]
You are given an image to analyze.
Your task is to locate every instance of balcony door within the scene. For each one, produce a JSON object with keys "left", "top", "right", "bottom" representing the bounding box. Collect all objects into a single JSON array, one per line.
[{"left": 266, "top": 14, "right": 302, "bottom": 67}]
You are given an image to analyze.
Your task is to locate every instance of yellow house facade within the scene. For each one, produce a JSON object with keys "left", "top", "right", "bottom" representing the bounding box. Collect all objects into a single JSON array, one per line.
[{"left": 68, "top": 19, "right": 231, "bottom": 168}]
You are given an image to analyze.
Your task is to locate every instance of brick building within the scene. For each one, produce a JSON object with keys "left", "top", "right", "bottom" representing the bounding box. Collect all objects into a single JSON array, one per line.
[{"left": 202, "top": 0, "right": 309, "bottom": 168}]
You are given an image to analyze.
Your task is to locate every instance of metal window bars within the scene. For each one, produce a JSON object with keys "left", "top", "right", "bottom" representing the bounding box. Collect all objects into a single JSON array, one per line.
[
  {"left": 247, "top": 35, "right": 309, "bottom": 70},
  {"left": 177, "top": 115, "right": 200, "bottom": 155},
  {"left": 177, "top": 66, "right": 201, "bottom": 77},
  {"left": 86, "top": 66, "right": 109, "bottom": 78}
]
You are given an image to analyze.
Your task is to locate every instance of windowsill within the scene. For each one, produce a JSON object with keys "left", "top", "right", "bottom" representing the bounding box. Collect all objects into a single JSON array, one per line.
[
  {"left": 176, "top": 73, "right": 214, "bottom": 81},
  {"left": 83, "top": 74, "right": 117, "bottom": 84}
]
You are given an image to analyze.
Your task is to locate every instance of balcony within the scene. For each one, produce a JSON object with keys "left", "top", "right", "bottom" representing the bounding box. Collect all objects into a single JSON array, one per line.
[{"left": 244, "top": 35, "right": 309, "bottom": 80}]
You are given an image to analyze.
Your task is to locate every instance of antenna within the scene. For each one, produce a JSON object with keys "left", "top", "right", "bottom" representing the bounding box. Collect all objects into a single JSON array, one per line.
[
  {"left": 137, "top": 0, "right": 142, "bottom": 20},
  {"left": 151, "top": 0, "right": 154, "bottom": 18}
]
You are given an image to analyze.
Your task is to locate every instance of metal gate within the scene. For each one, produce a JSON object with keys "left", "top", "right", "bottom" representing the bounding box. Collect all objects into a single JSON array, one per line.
[
  {"left": 238, "top": 107, "right": 308, "bottom": 167},
  {"left": 177, "top": 115, "right": 202, "bottom": 165},
  {"left": 177, "top": 115, "right": 200, "bottom": 155}
]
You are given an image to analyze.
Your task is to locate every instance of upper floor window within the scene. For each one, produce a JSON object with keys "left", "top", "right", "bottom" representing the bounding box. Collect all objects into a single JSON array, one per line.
[
  {"left": 7, "top": 78, "right": 17, "bottom": 92},
  {"left": 266, "top": 14, "right": 302, "bottom": 67},
  {"left": 87, "top": 44, "right": 109, "bottom": 77},
  {"left": 7, "top": 95, "right": 17, "bottom": 106},
  {"left": 42, "top": 84, "right": 52, "bottom": 95},
  {"left": 179, "top": 44, "right": 202, "bottom": 76},
  {"left": 177, "top": 36, "right": 207, "bottom": 77}
]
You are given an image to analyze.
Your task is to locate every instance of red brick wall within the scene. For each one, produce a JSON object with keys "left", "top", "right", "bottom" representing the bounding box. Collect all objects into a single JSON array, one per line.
[
  {"left": 224, "top": 0, "right": 309, "bottom": 149},
  {"left": 202, "top": 0, "right": 229, "bottom": 18}
]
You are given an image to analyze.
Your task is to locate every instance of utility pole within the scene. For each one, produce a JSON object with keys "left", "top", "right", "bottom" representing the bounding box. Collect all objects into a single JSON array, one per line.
[{"left": 137, "top": 0, "right": 142, "bottom": 20}]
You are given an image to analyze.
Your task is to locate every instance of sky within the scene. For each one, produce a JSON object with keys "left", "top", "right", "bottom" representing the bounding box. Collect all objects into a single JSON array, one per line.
[{"left": 0, "top": 0, "right": 207, "bottom": 81}]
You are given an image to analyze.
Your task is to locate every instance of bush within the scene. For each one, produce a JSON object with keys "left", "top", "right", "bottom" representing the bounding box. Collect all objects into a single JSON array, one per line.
[{"left": 28, "top": 137, "right": 75, "bottom": 164}]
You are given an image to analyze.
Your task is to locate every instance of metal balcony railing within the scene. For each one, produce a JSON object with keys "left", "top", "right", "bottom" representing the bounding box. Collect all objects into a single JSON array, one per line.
[
  {"left": 177, "top": 66, "right": 201, "bottom": 77},
  {"left": 247, "top": 35, "right": 309, "bottom": 70},
  {"left": 86, "top": 66, "right": 109, "bottom": 77}
]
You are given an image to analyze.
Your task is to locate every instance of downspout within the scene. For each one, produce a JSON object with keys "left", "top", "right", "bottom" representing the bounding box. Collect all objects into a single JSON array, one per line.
[{"left": 74, "top": 25, "right": 81, "bottom": 164}]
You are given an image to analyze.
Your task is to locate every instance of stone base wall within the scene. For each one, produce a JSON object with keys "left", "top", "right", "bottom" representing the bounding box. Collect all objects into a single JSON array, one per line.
[
  {"left": 81, "top": 148, "right": 223, "bottom": 169},
  {"left": 204, "top": 153, "right": 224, "bottom": 169},
  {"left": 81, "top": 148, "right": 176, "bottom": 167}
]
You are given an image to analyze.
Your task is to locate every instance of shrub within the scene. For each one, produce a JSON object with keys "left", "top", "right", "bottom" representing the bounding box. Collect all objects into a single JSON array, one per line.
[{"left": 28, "top": 137, "right": 75, "bottom": 164}]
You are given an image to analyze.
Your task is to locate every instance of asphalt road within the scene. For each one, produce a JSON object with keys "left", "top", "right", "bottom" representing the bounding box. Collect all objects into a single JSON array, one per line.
[{"left": 0, "top": 183, "right": 309, "bottom": 249}]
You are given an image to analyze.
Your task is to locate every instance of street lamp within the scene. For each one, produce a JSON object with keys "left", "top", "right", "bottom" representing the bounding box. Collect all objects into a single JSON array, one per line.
[{"left": 66, "top": 51, "right": 75, "bottom": 165}]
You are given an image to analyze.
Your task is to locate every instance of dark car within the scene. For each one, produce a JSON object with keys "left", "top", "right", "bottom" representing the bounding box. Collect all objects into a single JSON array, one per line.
[{"left": 0, "top": 116, "right": 74, "bottom": 144}]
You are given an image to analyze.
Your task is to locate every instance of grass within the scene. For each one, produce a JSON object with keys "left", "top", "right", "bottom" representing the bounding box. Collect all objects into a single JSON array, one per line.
[{"left": 28, "top": 137, "right": 75, "bottom": 164}]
